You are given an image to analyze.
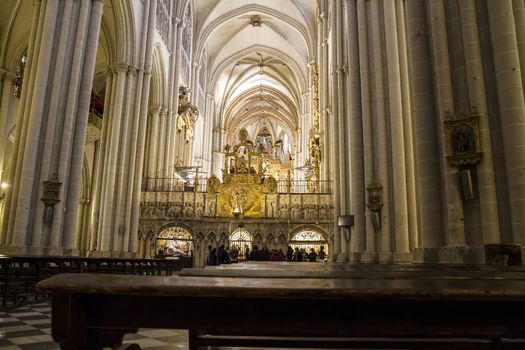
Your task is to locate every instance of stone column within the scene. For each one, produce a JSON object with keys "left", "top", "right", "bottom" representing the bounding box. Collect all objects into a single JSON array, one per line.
[
  {"left": 129, "top": 0, "right": 158, "bottom": 253},
  {"left": 370, "top": 0, "right": 391, "bottom": 260},
  {"left": 405, "top": 0, "right": 445, "bottom": 261},
  {"left": 97, "top": 64, "right": 128, "bottom": 252},
  {"left": 0, "top": 69, "right": 15, "bottom": 247},
  {"left": 488, "top": 0, "right": 525, "bottom": 244},
  {"left": 164, "top": 16, "right": 177, "bottom": 177},
  {"left": 9, "top": 0, "right": 61, "bottom": 250},
  {"left": 203, "top": 93, "right": 214, "bottom": 174},
  {"left": 319, "top": 12, "right": 330, "bottom": 182},
  {"left": 427, "top": 0, "right": 465, "bottom": 255},
  {"left": 172, "top": 20, "right": 185, "bottom": 111},
  {"left": 384, "top": 0, "right": 410, "bottom": 260},
  {"left": 356, "top": 0, "right": 377, "bottom": 261},
  {"left": 112, "top": 66, "right": 138, "bottom": 250},
  {"left": 396, "top": 0, "right": 418, "bottom": 253},
  {"left": 1, "top": 0, "right": 104, "bottom": 256},
  {"left": 191, "top": 62, "right": 199, "bottom": 105},
  {"left": 164, "top": 110, "right": 173, "bottom": 178},
  {"left": 148, "top": 107, "right": 160, "bottom": 181},
  {"left": 345, "top": 0, "right": 366, "bottom": 257},
  {"left": 329, "top": 0, "right": 343, "bottom": 260},
  {"left": 90, "top": 69, "right": 113, "bottom": 251},
  {"left": 156, "top": 108, "right": 167, "bottom": 179},
  {"left": 513, "top": 0, "right": 525, "bottom": 90},
  {"left": 36, "top": 0, "right": 79, "bottom": 250},
  {"left": 3, "top": 0, "right": 44, "bottom": 246},
  {"left": 0, "top": 70, "right": 16, "bottom": 184},
  {"left": 460, "top": 0, "right": 501, "bottom": 244},
  {"left": 60, "top": 0, "right": 105, "bottom": 252},
  {"left": 212, "top": 127, "right": 224, "bottom": 178}
]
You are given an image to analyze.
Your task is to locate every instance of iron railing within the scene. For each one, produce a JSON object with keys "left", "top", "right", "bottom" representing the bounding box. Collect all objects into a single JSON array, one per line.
[{"left": 141, "top": 177, "right": 332, "bottom": 194}]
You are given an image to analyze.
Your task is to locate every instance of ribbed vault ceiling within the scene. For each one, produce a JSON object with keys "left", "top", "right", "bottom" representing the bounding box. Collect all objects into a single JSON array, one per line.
[{"left": 193, "top": 0, "right": 318, "bottom": 147}]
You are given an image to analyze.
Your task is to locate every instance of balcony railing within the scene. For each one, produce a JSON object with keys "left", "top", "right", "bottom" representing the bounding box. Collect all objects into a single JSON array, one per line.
[
  {"left": 90, "top": 93, "right": 104, "bottom": 116},
  {"left": 141, "top": 177, "right": 332, "bottom": 194}
]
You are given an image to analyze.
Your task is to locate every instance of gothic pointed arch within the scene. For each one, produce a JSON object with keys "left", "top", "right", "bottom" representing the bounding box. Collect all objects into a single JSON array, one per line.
[
  {"left": 149, "top": 44, "right": 168, "bottom": 108},
  {"left": 156, "top": 225, "right": 194, "bottom": 257},
  {"left": 106, "top": 0, "right": 136, "bottom": 64}
]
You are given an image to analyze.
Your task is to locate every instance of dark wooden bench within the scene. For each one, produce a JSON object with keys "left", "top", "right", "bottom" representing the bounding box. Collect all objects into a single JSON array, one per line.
[
  {"left": 38, "top": 264, "right": 525, "bottom": 350},
  {"left": 0, "top": 256, "right": 190, "bottom": 306}
]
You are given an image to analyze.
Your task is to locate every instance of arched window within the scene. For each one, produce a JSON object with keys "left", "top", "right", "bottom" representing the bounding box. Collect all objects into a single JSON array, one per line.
[
  {"left": 156, "top": 0, "right": 170, "bottom": 44},
  {"left": 180, "top": 4, "right": 192, "bottom": 86},
  {"left": 13, "top": 49, "right": 27, "bottom": 98},
  {"left": 255, "top": 127, "right": 273, "bottom": 154},
  {"left": 289, "top": 229, "right": 328, "bottom": 260},
  {"left": 283, "top": 134, "right": 290, "bottom": 153},
  {"left": 156, "top": 226, "right": 193, "bottom": 257},
  {"left": 230, "top": 225, "right": 252, "bottom": 261}
]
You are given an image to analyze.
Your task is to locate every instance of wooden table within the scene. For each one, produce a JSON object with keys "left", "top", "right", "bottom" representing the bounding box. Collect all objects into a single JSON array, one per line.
[{"left": 38, "top": 266, "right": 525, "bottom": 350}]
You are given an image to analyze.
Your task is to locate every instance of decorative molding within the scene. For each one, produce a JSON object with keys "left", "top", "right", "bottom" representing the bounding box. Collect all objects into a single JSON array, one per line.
[
  {"left": 366, "top": 182, "right": 383, "bottom": 212},
  {"left": 444, "top": 111, "right": 483, "bottom": 167}
]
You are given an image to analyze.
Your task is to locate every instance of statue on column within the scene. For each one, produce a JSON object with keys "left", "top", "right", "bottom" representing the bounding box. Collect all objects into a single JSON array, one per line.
[{"left": 177, "top": 86, "right": 200, "bottom": 146}]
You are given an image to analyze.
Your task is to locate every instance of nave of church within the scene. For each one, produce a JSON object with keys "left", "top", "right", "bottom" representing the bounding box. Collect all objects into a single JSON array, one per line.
[{"left": 1, "top": 0, "right": 525, "bottom": 264}]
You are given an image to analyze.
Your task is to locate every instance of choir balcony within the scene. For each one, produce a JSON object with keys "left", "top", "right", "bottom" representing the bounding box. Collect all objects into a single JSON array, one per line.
[{"left": 139, "top": 176, "right": 333, "bottom": 223}]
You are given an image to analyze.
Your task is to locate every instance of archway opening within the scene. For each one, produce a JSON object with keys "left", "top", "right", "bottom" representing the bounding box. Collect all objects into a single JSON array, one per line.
[
  {"left": 156, "top": 226, "right": 193, "bottom": 258},
  {"left": 230, "top": 225, "right": 252, "bottom": 261},
  {"left": 289, "top": 229, "right": 328, "bottom": 261}
]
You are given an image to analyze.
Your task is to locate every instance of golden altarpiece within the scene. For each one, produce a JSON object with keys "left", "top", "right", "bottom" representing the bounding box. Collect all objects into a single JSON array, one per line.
[{"left": 139, "top": 128, "right": 333, "bottom": 267}]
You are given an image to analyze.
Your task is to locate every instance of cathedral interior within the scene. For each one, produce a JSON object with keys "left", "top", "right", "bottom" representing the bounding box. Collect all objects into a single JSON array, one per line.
[
  {"left": 0, "top": 0, "right": 524, "bottom": 267},
  {"left": 2, "top": 1, "right": 525, "bottom": 349}
]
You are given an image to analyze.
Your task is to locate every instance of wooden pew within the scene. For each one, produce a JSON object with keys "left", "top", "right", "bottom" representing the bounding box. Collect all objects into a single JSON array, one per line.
[
  {"left": 39, "top": 265, "right": 525, "bottom": 350},
  {"left": 0, "top": 256, "right": 190, "bottom": 306}
]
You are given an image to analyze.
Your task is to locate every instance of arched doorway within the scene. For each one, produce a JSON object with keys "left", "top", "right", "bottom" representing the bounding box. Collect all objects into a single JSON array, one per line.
[
  {"left": 156, "top": 226, "right": 193, "bottom": 258},
  {"left": 289, "top": 229, "right": 328, "bottom": 260},
  {"left": 230, "top": 225, "right": 252, "bottom": 261}
]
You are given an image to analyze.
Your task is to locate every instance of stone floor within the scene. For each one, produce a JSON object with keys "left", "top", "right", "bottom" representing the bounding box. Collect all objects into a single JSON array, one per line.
[
  {"left": 0, "top": 301, "right": 189, "bottom": 350},
  {"left": 0, "top": 301, "right": 307, "bottom": 350}
]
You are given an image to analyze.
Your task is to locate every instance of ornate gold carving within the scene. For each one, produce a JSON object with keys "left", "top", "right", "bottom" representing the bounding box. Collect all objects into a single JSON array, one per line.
[
  {"left": 307, "top": 63, "right": 321, "bottom": 181},
  {"left": 218, "top": 173, "right": 265, "bottom": 217},
  {"left": 263, "top": 176, "right": 278, "bottom": 194},
  {"left": 206, "top": 175, "right": 221, "bottom": 193},
  {"left": 444, "top": 111, "right": 483, "bottom": 167}
]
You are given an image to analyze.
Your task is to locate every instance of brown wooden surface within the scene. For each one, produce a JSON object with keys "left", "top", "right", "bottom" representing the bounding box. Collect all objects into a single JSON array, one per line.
[
  {"left": 38, "top": 264, "right": 525, "bottom": 349},
  {"left": 0, "top": 255, "right": 190, "bottom": 306}
]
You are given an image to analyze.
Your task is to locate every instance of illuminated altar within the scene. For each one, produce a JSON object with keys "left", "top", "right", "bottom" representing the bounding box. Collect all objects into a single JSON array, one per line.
[{"left": 208, "top": 128, "right": 281, "bottom": 218}]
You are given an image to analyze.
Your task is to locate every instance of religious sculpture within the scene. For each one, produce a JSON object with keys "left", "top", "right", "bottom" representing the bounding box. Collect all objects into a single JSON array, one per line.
[
  {"left": 444, "top": 111, "right": 483, "bottom": 166},
  {"left": 177, "top": 86, "right": 200, "bottom": 144},
  {"left": 303, "top": 63, "right": 321, "bottom": 182},
  {"left": 178, "top": 86, "right": 199, "bottom": 121}
]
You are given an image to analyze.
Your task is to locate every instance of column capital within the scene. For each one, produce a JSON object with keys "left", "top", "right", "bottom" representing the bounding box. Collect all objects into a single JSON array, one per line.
[
  {"left": 159, "top": 107, "right": 169, "bottom": 116},
  {"left": 149, "top": 106, "right": 163, "bottom": 115},
  {"left": 109, "top": 63, "right": 130, "bottom": 73},
  {"left": 0, "top": 68, "right": 16, "bottom": 81},
  {"left": 127, "top": 65, "right": 139, "bottom": 76}
]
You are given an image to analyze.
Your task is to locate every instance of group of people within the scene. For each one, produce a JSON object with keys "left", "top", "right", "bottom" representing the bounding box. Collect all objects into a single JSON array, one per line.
[{"left": 206, "top": 244, "right": 327, "bottom": 266}]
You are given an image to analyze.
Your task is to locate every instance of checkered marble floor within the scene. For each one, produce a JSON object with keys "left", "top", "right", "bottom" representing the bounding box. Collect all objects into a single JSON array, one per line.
[
  {"left": 0, "top": 301, "right": 189, "bottom": 350},
  {"left": 0, "top": 302, "right": 308, "bottom": 350}
]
